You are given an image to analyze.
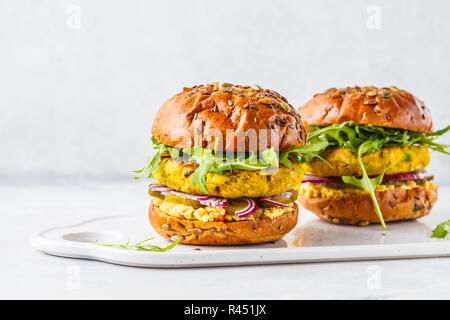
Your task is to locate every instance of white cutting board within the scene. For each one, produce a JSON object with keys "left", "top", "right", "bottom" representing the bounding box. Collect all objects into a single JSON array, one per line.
[{"left": 30, "top": 197, "right": 450, "bottom": 268}]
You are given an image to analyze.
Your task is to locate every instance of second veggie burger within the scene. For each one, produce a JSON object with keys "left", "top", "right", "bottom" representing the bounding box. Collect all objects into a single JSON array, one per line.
[
  {"left": 297, "top": 86, "right": 449, "bottom": 228},
  {"left": 136, "top": 83, "right": 314, "bottom": 244}
]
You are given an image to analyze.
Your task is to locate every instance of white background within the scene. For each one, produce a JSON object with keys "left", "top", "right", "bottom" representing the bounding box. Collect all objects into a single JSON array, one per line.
[{"left": 1, "top": 0, "right": 449, "bottom": 183}]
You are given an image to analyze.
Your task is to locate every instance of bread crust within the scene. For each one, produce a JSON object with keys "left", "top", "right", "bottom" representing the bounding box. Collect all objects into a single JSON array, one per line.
[
  {"left": 298, "top": 86, "right": 433, "bottom": 133},
  {"left": 298, "top": 185, "right": 438, "bottom": 225},
  {"left": 151, "top": 83, "right": 306, "bottom": 151},
  {"left": 149, "top": 201, "right": 299, "bottom": 245}
]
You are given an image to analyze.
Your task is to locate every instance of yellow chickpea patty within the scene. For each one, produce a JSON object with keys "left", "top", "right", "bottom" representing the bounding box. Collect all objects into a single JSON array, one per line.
[
  {"left": 152, "top": 157, "right": 304, "bottom": 198},
  {"left": 299, "top": 180, "right": 437, "bottom": 200},
  {"left": 303, "top": 145, "right": 429, "bottom": 177},
  {"left": 151, "top": 196, "right": 294, "bottom": 222}
]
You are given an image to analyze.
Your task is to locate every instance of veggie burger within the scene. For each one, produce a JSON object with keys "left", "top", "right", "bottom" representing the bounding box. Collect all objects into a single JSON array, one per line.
[
  {"left": 297, "top": 86, "right": 449, "bottom": 228},
  {"left": 136, "top": 83, "right": 314, "bottom": 244}
]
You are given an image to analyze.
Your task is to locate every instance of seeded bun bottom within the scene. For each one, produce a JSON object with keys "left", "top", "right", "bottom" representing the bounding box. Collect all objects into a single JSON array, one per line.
[
  {"left": 149, "top": 201, "right": 299, "bottom": 245},
  {"left": 298, "top": 185, "right": 438, "bottom": 226}
]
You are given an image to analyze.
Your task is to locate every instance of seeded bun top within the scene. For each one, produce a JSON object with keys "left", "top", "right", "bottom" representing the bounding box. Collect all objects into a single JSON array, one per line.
[
  {"left": 152, "top": 82, "right": 306, "bottom": 151},
  {"left": 298, "top": 86, "right": 433, "bottom": 133}
]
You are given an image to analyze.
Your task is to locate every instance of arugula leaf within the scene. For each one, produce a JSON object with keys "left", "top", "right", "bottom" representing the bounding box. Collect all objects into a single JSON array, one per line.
[
  {"left": 342, "top": 141, "right": 387, "bottom": 229},
  {"left": 306, "top": 122, "right": 450, "bottom": 156},
  {"left": 404, "top": 153, "right": 411, "bottom": 162},
  {"left": 192, "top": 158, "right": 216, "bottom": 193},
  {"left": 92, "top": 237, "right": 181, "bottom": 252},
  {"left": 285, "top": 140, "right": 330, "bottom": 162},
  {"left": 302, "top": 121, "right": 449, "bottom": 228},
  {"left": 427, "top": 125, "right": 450, "bottom": 137},
  {"left": 431, "top": 220, "right": 450, "bottom": 239},
  {"left": 133, "top": 136, "right": 169, "bottom": 180},
  {"left": 261, "top": 148, "right": 280, "bottom": 167},
  {"left": 133, "top": 151, "right": 161, "bottom": 180}
]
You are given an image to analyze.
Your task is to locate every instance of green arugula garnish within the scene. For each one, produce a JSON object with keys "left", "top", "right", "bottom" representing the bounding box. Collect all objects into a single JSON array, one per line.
[
  {"left": 306, "top": 122, "right": 450, "bottom": 155},
  {"left": 301, "top": 121, "right": 450, "bottom": 228},
  {"left": 135, "top": 137, "right": 318, "bottom": 193},
  {"left": 431, "top": 220, "right": 450, "bottom": 239},
  {"left": 92, "top": 237, "right": 180, "bottom": 252}
]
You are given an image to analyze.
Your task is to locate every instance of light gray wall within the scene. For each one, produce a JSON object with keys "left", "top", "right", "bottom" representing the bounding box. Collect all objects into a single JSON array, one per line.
[{"left": 1, "top": 0, "right": 449, "bottom": 184}]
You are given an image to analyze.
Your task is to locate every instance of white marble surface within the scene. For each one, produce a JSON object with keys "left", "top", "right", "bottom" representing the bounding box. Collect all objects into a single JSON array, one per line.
[{"left": 2, "top": 178, "right": 450, "bottom": 299}]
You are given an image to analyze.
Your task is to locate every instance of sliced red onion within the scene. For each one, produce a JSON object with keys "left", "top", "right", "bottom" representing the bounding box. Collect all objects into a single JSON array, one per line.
[
  {"left": 265, "top": 190, "right": 294, "bottom": 200},
  {"left": 149, "top": 184, "right": 173, "bottom": 192},
  {"left": 149, "top": 183, "right": 166, "bottom": 187},
  {"left": 302, "top": 174, "right": 341, "bottom": 184},
  {"left": 150, "top": 184, "right": 298, "bottom": 214},
  {"left": 199, "top": 197, "right": 229, "bottom": 207},
  {"left": 235, "top": 198, "right": 257, "bottom": 218},
  {"left": 381, "top": 171, "right": 425, "bottom": 181},
  {"left": 302, "top": 171, "right": 427, "bottom": 184},
  {"left": 149, "top": 183, "right": 170, "bottom": 189},
  {"left": 258, "top": 190, "right": 293, "bottom": 208},
  {"left": 159, "top": 190, "right": 176, "bottom": 197},
  {"left": 149, "top": 184, "right": 227, "bottom": 207}
]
